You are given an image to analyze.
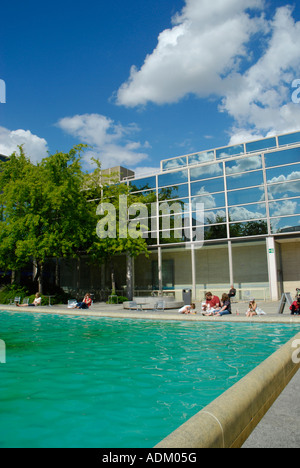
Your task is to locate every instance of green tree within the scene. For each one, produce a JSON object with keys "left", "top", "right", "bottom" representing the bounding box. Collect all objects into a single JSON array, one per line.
[{"left": 0, "top": 145, "right": 93, "bottom": 293}]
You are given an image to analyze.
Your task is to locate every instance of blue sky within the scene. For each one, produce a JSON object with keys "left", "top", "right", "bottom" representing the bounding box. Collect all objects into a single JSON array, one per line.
[{"left": 0, "top": 0, "right": 300, "bottom": 176}]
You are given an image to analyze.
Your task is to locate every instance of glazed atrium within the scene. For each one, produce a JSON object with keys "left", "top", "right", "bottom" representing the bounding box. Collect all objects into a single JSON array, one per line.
[{"left": 125, "top": 130, "right": 300, "bottom": 302}]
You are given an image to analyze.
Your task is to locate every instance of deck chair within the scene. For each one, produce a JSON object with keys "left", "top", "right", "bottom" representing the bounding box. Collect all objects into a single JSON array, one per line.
[
  {"left": 128, "top": 301, "right": 143, "bottom": 311},
  {"left": 154, "top": 300, "right": 165, "bottom": 312},
  {"left": 22, "top": 298, "right": 29, "bottom": 305},
  {"left": 14, "top": 296, "right": 21, "bottom": 305},
  {"left": 67, "top": 299, "right": 77, "bottom": 309}
]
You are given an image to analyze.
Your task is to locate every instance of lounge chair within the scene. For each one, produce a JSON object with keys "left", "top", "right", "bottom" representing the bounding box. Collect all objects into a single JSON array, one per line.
[
  {"left": 128, "top": 301, "right": 143, "bottom": 311},
  {"left": 22, "top": 298, "right": 29, "bottom": 305},
  {"left": 13, "top": 296, "right": 21, "bottom": 305},
  {"left": 67, "top": 299, "right": 77, "bottom": 309},
  {"left": 154, "top": 300, "right": 165, "bottom": 312}
]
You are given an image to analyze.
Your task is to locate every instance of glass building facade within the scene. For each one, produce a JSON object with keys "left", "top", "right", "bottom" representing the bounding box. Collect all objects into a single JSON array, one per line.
[{"left": 126, "top": 131, "right": 300, "bottom": 302}]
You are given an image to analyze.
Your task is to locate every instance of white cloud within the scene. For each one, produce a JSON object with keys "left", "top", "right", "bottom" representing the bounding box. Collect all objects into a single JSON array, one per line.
[
  {"left": 116, "top": 0, "right": 300, "bottom": 139},
  {"left": 0, "top": 126, "right": 48, "bottom": 163},
  {"left": 116, "top": 0, "right": 265, "bottom": 107},
  {"left": 57, "top": 113, "right": 149, "bottom": 170}
]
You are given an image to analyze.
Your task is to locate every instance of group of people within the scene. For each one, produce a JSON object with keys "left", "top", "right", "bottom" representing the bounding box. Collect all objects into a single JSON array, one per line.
[
  {"left": 16, "top": 292, "right": 93, "bottom": 310},
  {"left": 201, "top": 288, "right": 236, "bottom": 316},
  {"left": 179, "top": 286, "right": 267, "bottom": 317},
  {"left": 179, "top": 287, "right": 236, "bottom": 316}
]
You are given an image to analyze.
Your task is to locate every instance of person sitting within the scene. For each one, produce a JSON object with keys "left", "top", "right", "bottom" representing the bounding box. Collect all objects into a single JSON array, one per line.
[
  {"left": 73, "top": 293, "right": 92, "bottom": 309},
  {"left": 215, "top": 294, "right": 232, "bottom": 316},
  {"left": 202, "top": 292, "right": 220, "bottom": 314},
  {"left": 246, "top": 299, "right": 266, "bottom": 317},
  {"left": 17, "top": 293, "right": 42, "bottom": 307},
  {"left": 228, "top": 285, "right": 236, "bottom": 299},
  {"left": 290, "top": 297, "right": 300, "bottom": 315},
  {"left": 178, "top": 304, "right": 197, "bottom": 314}
]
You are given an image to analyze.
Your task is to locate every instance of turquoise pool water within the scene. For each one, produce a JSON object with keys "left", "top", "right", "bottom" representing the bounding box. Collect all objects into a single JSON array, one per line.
[{"left": 0, "top": 311, "right": 299, "bottom": 448}]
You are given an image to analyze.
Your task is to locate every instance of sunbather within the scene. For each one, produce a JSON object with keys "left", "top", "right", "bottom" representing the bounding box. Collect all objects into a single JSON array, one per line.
[{"left": 17, "top": 293, "right": 41, "bottom": 307}]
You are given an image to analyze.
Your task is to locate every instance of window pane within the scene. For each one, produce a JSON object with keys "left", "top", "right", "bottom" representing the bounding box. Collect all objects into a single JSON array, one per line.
[
  {"left": 158, "top": 185, "right": 189, "bottom": 200},
  {"left": 230, "top": 220, "right": 268, "bottom": 238},
  {"left": 216, "top": 144, "right": 244, "bottom": 160},
  {"left": 266, "top": 163, "right": 300, "bottom": 184},
  {"left": 191, "top": 177, "right": 224, "bottom": 196},
  {"left": 188, "top": 151, "right": 215, "bottom": 166},
  {"left": 227, "top": 187, "right": 265, "bottom": 206},
  {"left": 225, "top": 155, "right": 262, "bottom": 175},
  {"left": 226, "top": 170, "right": 264, "bottom": 191},
  {"left": 192, "top": 192, "right": 225, "bottom": 210},
  {"left": 190, "top": 163, "right": 223, "bottom": 182},
  {"left": 246, "top": 137, "right": 276, "bottom": 153},
  {"left": 229, "top": 203, "right": 266, "bottom": 222},
  {"left": 162, "top": 157, "right": 187, "bottom": 171},
  {"left": 268, "top": 180, "right": 300, "bottom": 200},
  {"left": 269, "top": 198, "right": 300, "bottom": 217},
  {"left": 196, "top": 208, "right": 227, "bottom": 225},
  {"left": 158, "top": 169, "right": 188, "bottom": 187},
  {"left": 129, "top": 176, "right": 156, "bottom": 191},
  {"left": 278, "top": 131, "right": 300, "bottom": 146},
  {"left": 270, "top": 215, "right": 300, "bottom": 234},
  {"left": 203, "top": 224, "right": 227, "bottom": 240},
  {"left": 265, "top": 147, "right": 300, "bottom": 168}
]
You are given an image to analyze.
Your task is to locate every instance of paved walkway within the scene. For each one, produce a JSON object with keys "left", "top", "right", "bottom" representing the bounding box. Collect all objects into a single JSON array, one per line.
[{"left": 242, "top": 369, "right": 300, "bottom": 448}]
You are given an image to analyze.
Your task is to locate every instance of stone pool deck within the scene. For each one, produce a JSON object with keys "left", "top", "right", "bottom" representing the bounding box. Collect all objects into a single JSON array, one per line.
[
  {"left": 2, "top": 300, "right": 300, "bottom": 324},
  {"left": 1, "top": 300, "right": 300, "bottom": 449}
]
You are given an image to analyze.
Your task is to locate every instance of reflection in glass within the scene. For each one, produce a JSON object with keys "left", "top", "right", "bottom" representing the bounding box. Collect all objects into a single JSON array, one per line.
[
  {"left": 230, "top": 220, "right": 268, "bottom": 238},
  {"left": 190, "top": 163, "right": 223, "bottom": 182},
  {"left": 269, "top": 198, "right": 300, "bottom": 217},
  {"left": 191, "top": 178, "right": 224, "bottom": 196},
  {"left": 192, "top": 192, "right": 225, "bottom": 210},
  {"left": 227, "top": 186, "right": 265, "bottom": 206},
  {"left": 162, "top": 157, "right": 187, "bottom": 171},
  {"left": 216, "top": 144, "right": 244, "bottom": 159},
  {"left": 225, "top": 155, "right": 262, "bottom": 175},
  {"left": 267, "top": 180, "right": 300, "bottom": 200},
  {"left": 278, "top": 131, "right": 300, "bottom": 146},
  {"left": 158, "top": 185, "right": 189, "bottom": 200},
  {"left": 158, "top": 169, "right": 188, "bottom": 187},
  {"left": 129, "top": 176, "right": 156, "bottom": 191},
  {"left": 266, "top": 163, "right": 300, "bottom": 183},
  {"left": 226, "top": 170, "right": 264, "bottom": 191},
  {"left": 188, "top": 151, "right": 215, "bottom": 166},
  {"left": 192, "top": 209, "right": 226, "bottom": 225},
  {"left": 265, "top": 147, "right": 300, "bottom": 168},
  {"left": 246, "top": 137, "right": 276, "bottom": 153},
  {"left": 204, "top": 224, "right": 227, "bottom": 240},
  {"left": 229, "top": 203, "right": 266, "bottom": 222},
  {"left": 270, "top": 215, "right": 300, "bottom": 234}
]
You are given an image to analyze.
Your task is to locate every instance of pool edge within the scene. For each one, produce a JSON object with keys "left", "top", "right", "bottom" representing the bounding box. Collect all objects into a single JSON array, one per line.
[{"left": 155, "top": 332, "right": 300, "bottom": 449}]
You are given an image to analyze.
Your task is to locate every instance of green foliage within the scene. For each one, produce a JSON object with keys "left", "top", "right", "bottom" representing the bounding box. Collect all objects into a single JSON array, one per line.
[
  {"left": 106, "top": 295, "right": 128, "bottom": 304},
  {"left": 0, "top": 285, "right": 29, "bottom": 304}
]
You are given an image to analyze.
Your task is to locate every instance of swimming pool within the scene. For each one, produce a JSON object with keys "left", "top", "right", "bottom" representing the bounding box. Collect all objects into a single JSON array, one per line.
[{"left": 0, "top": 311, "right": 299, "bottom": 448}]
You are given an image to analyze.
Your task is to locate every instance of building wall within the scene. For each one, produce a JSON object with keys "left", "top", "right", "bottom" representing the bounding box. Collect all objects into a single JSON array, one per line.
[{"left": 280, "top": 241, "right": 300, "bottom": 295}]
